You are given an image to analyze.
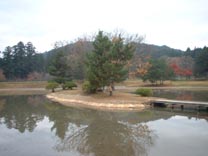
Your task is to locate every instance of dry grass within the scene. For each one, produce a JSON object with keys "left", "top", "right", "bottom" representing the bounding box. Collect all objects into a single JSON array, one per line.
[
  {"left": 0, "top": 81, "right": 48, "bottom": 95},
  {"left": 117, "top": 79, "right": 144, "bottom": 87},
  {"left": 0, "top": 81, "right": 47, "bottom": 89},
  {"left": 120, "top": 79, "right": 208, "bottom": 87},
  {"left": 50, "top": 89, "right": 145, "bottom": 102},
  {"left": 0, "top": 89, "right": 49, "bottom": 96},
  {"left": 0, "top": 80, "right": 208, "bottom": 89},
  {"left": 46, "top": 89, "right": 159, "bottom": 111},
  {"left": 171, "top": 80, "right": 208, "bottom": 87},
  {"left": 0, "top": 79, "right": 208, "bottom": 96}
]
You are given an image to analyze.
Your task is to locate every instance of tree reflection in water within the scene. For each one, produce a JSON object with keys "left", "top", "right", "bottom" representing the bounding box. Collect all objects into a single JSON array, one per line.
[
  {"left": 0, "top": 95, "right": 156, "bottom": 156},
  {"left": 54, "top": 111, "right": 156, "bottom": 156},
  {"left": 0, "top": 95, "right": 46, "bottom": 133}
]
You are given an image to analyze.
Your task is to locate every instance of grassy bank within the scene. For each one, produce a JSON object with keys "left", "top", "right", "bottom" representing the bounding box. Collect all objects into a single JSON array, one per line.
[
  {"left": 0, "top": 79, "right": 208, "bottom": 89},
  {"left": 0, "top": 81, "right": 47, "bottom": 89},
  {"left": 46, "top": 89, "right": 156, "bottom": 111},
  {"left": 0, "top": 81, "right": 48, "bottom": 95},
  {"left": 0, "top": 89, "right": 48, "bottom": 96},
  {"left": 121, "top": 79, "right": 208, "bottom": 87},
  {"left": 171, "top": 80, "right": 208, "bottom": 87}
]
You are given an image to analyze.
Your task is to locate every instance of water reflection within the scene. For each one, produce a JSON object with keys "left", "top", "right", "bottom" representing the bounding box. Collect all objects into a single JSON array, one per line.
[
  {"left": 54, "top": 111, "right": 156, "bottom": 156},
  {"left": 0, "top": 95, "right": 46, "bottom": 133},
  {"left": 0, "top": 95, "right": 208, "bottom": 156}
]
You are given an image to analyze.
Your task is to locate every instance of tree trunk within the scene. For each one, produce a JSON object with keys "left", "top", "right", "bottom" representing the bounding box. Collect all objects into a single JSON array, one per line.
[
  {"left": 112, "top": 82, "right": 115, "bottom": 91},
  {"left": 109, "top": 90, "right": 112, "bottom": 96},
  {"left": 109, "top": 85, "right": 113, "bottom": 96}
]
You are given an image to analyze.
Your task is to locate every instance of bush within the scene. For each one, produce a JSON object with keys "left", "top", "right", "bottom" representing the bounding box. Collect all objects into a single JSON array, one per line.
[
  {"left": 63, "top": 81, "right": 77, "bottom": 90},
  {"left": 46, "top": 82, "right": 59, "bottom": 92},
  {"left": 82, "top": 81, "right": 96, "bottom": 93},
  {"left": 135, "top": 88, "right": 153, "bottom": 97}
]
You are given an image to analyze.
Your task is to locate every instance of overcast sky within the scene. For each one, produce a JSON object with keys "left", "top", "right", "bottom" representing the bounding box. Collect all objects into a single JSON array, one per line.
[{"left": 0, "top": 0, "right": 207, "bottom": 52}]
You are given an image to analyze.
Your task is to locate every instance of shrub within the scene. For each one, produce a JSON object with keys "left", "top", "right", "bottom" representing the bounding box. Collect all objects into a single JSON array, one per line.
[
  {"left": 46, "top": 82, "right": 59, "bottom": 92},
  {"left": 63, "top": 81, "right": 77, "bottom": 90},
  {"left": 82, "top": 81, "right": 96, "bottom": 93},
  {"left": 135, "top": 88, "right": 153, "bottom": 97}
]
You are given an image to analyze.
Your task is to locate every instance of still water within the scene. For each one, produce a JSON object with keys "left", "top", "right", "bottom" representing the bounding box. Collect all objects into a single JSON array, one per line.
[{"left": 0, "top": 95, "right": 208, "bottom": 156}]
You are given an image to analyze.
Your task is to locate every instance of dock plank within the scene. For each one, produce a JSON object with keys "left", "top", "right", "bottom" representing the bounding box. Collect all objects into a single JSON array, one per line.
[{"left": 153, "top": 99, "right": 208, "bottom": 106}]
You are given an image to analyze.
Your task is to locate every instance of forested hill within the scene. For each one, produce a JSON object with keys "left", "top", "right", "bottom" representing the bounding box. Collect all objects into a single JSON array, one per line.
[
  {"left": 0, "top": 40, "right": 183, "bottom": 81},
  {"left": 40, "top": 42, "right": 184, "bottom": 80},
  {"left": 135, "top": 43, "right": 183, "bottom": 58},
  {"left": 1, "top": 39, "right": 207, "bottom": 81},
  {"left": 45, "top": 42, "right": 183, "bottom": 59}
]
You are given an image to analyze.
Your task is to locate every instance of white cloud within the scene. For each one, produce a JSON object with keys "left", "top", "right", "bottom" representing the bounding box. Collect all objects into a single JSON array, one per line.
[{"left": 0, "top": 0, "right": 208, "bottom": 52}]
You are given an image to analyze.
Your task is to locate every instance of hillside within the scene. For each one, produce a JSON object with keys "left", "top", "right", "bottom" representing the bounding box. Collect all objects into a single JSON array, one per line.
[
  {"left": 135, "top": 43, "right": 183, "bottom": 58},
  {"left": 42, "top": 42, "right": 184, "bottom": 79},
  {"left": 45, "top": 42, "right": 183, "bottom": 59}
]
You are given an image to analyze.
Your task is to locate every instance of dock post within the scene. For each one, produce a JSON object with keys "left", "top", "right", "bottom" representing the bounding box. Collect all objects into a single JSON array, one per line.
[
  {"left": 171, "top": 104, "right": 174, "bottom": 109},
  {"left": 180, "top": 105, "right": 184, "bottom": 110},
  {"left": 150, "top": 102, "right": 154, "bottom": 108}
]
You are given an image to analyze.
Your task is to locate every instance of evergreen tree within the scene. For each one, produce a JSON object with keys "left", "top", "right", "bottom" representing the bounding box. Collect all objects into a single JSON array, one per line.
[
  {"left": 86, "top": 31, "right": 112, "bottom": 92},
  {"left": 25, "top": 42, "right": 36, "bottom": 74},
  {"left": 2, "top": 46, "right": 14, "bottom": 79},
  {"left": 86, "top": 31, "right": 138, "bottom": 95},
  {"left": 194, "top": 47, "right": 208, "bottom": 77},
  {"left": 142, "top": 59, "right": 174, "bottom": 84},
  {"left": 33, "top": 53, "right": 46, "bottom": 73},
  {"left": 13, "top": 41, "right": 28, "bottom": 78},
  {"left": 106, "top": 34, "right": 135, "bottom": 85},
  {"left": 1, "top": 41, "right": 40, "bottom": 80},
  {"left": 48, "top": 51, "right": 71, "bottom": 87}
]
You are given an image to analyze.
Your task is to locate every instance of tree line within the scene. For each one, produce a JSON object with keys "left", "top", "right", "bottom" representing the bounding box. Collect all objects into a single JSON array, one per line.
[
  {"left": 184, "top": 47, "right": 208, "bottom": 77},
  {"left": 0, "top": 32, "right": 207, "bottom": 85},
  {"left": 0, "top": 41, "right": 46, "bottom": 80}
]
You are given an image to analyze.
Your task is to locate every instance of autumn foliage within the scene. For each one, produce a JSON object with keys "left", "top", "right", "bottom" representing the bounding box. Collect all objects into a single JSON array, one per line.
[
  {"left": 170, "top": 63, "right": 193, "bottom": 78},
  {"left": 136, "top": 62, "right": 152, "bottom": 76}
]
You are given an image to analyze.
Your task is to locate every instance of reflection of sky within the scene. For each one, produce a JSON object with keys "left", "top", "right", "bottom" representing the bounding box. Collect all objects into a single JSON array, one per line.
[
  {"left": 1, "top": 110, "right": 208, "bottom": 156},
  {"left": 147, "top": 115, "right": 208, "bottom": 156},
  {"left": 36, "top": 116, "right": 53, "bottom": 131}
]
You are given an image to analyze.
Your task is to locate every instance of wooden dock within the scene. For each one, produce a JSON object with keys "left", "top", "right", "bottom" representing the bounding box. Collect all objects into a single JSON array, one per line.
[{"left": 151, "top": 99, "right": 208, "bottom": 111}]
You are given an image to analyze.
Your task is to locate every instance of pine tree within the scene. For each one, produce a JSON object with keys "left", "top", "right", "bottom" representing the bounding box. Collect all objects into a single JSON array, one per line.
[
  {"left": 86, "top": 31, "right": 138, "bottom": 95},
  {"left": 2, "top": 46, "right": 14, "bottom": 79},
  {"left": 86, "top": 31, "right": 111, "bottom": 92},
  {"left": 1, "top": 41, "right": 40, "bottom": 80},
  {"left": 106, "top": 34, "right": 135, "bottom": 86},
  {"left": 25, "top": 42, "right": 36, "bottom": 74},
  {"left": 49, "top": 51, "right": 71, "bottom": 87},
  {"left": 13, "top": 41, "right": 28, "bottom": 78},
  {"left": 142, "top": 59, "right": 174, "bottom": 85}
]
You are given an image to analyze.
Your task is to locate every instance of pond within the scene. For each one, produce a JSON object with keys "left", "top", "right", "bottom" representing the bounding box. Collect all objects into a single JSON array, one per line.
[
  {"left": 153, "top": 89, "right": 208, "bottom": 102},
  {"left": 0, "top": 95, "right": 208, "bottom": 156}
]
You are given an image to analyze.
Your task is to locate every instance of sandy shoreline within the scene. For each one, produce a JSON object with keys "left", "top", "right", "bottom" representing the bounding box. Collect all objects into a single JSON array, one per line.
[{"left": 46, "top": 90, "right": 159, "bottom": 111}]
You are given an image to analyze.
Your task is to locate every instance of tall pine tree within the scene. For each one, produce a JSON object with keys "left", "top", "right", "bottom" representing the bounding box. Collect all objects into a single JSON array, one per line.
[
  {"left": 13, "top": 41, "right": 27, "bottom": 78},
  {"left": 2, "top": 46, "right": 14, "bottom": 79},
  {"left": 48, "top": 51, "right": 71, "bottom": 87},
  {"left": 86, "top": 31, "right": 112, "bottom": 92},
  {"left": 1, "top": 41, "right": 39, "bottom": 80},
  {"left": 86, "top": 31, "right": 139, "bottom": 95}
]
